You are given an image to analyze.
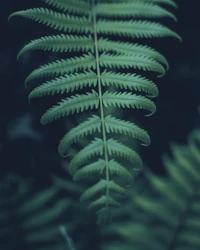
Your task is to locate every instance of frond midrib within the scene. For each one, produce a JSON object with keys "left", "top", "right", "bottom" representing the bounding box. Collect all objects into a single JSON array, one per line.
[{"left": 92, "top": 0, "right": 110, "bottom": 211}]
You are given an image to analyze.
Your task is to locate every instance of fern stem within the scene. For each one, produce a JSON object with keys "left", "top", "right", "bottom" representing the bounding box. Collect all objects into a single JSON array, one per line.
[{"left": 92, "top": 0, "right": 110, "bottom": 207}]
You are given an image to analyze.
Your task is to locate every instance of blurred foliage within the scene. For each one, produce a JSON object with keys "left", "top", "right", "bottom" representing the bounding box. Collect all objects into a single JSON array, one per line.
[
  {"left": 102, "top": 125, "right": 200, "bottom": 250},
  {"left": 0, "top": 0, "right": 200, "bottom": 250},
  {"left": 0, "top": 173, "right": 95, "bottom": 250}
]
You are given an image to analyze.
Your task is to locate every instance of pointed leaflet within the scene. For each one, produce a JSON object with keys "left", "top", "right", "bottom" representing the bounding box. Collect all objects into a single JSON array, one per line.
[
  {"left": 42, "top": 0, "right": 90, "bottom": 15},
  {"left": 73, "top": 159, "right": 106, "bottom": 181},
  {"left": 103, "top": 91, "right": 156, "bottom": 116},
  {"left": 41, "top": 90, "right": 99, "bottom": 125},
  {"left": 97, "top": 20, "right": 181, "bottom": 41},
  {"left": 29, "top": 71, "right": 97, "bottom": 101},
  {"left": 98, "top": 39, "right": 169, "bottom": 70},
  {"left": 142, "top": 0, "right": 178, "bottom": 8},
  {"left": 107, "top": 138, "right": 142, "bottom": 169},
  {"left": 96, "top": 2, "right": 176, "bottom": 21},
  {"left": 88, "top": 195, "right": 120, "bottom": 210},
  {"left": 17, "top": 35, "right": 94, "bottom": 58},
  {"left": 106, "top": 0, "right": 177, "bottom": 9},
  {"left": 25, "top": 54, "right": 96, "bottom": 86},
  {"left": 101, "top": 71, "right": 159, "bottom": 98},
  {"left": 69, "top": 138, "right": 104, "bottom": 175},
  {"left": 100, "top": 53, "right": 165, "bottom": 77},
  {"left": 9, "top": 8, "right": 92, "bottom": 33},
  {"left": 58, "top": 115, "right": 101, "bottom": 157},
  {"left": 108, "top": 159, "right": 133, "bottom": 184},
  {"left": 80, "top": 179, "right": 125, "bottom": 202},
  {"left": 105, "top": 115, "right": 150, "bottom": 146}
]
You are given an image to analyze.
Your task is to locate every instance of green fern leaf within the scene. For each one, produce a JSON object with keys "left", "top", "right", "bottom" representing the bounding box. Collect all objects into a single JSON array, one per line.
[
  {"left": 42, "top": 0, "right": 90, "bottom": 15},
  {"left": 80, "top": 179, "right": 125, "bottom": 203},
  {"left": 17, "top": 35, "right": 94, "bottom": 59},
  {"left": 28, "top": 71, "right": 97, "bottom": 101},
  {"left": 69, "top": 138, "right": 104, "bottom": 175},
  {"left": 101, "top": 71, "right": 159, "bottom": 98},
  {"left": 73, "top": 159, "right": 106, "bottom": 181},
  {"left": 100, "top": 53, "right": 165, "bottom": 76},
  {"left": 108, "top": 0, "right": 177, "bottom": 9},
  {"left": 10, "top": 0, "right": 180, "bottom": 224},
  {"left": 96, "top": 2, "right": 176, "bottom": 21},
  {"left": 9, "top": 8, "right": 92, "bottom": 33},
  {"left": 103, "top": 92, "right": 156, "bottom": 116},
  {"left": 88, "top": 195, "right": 120, "bottom": 210},
  {"left": 143, "top": 0, "right": 178, "bottom": 8},
  {"left": 105, "top": 115, "right": 150, "bottom": 146},
  {"left": 99, "top": 39, "right": 169, "bottom": 70},
  {"left": 107, "top": 138, "right": 142, "bottom": 169},
  {"left": 25, "top": 54, "right": 96, "bottom": 86},
  {"left": 41, "top": 90, "right": 99, "bottom": 125},
  {"left": 108, "top": 159, "right": 134, "bottom": 184},
  {"left": 97, "top": 20, "right": 181, "bottom": 40},
  {"left": 108, "top": 126, "right": 200, "bottom": 249},
  {"left": 58, "top": 115, "right": 101, "bottom": 157}
]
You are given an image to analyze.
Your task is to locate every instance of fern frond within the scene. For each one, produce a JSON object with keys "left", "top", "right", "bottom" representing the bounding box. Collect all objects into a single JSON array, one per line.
[
  {"left": 41, "top": 90, "right": 99, "bottom": 125},
  {"left": 69, "top": 138, "right": 104, "bottom": 175},
  {"left": 108, "top": 159, "right": 134, "bottom": 184},
  {"left": 107, "top": 126, "right": 200, "bottom": 250},
  {"left": 88, "top": 195, "right": 121, "bottom": 210},
  {"left": 25, "top": 54, "right": 96, "bottom": 86},
  {"left": 28, "top": 71, "right": 97, "bottom": 101},
  {"left": 98, "top": 39, "right": 169, "bottom": 70},
  {"left": 106, "top": 0, "right": 177, "bottom": 9},
  {"left": 97, "top": 20, "right": 181, "bottom": 40},
  {"left": 58, "top": 115, "right": 101, "bottom": 157},
  {"left": 101, "top": 71, "right": 159, "bottom": 98},
  {"left": 74, "top": 159, "right": 134, "bottom": 184},
  {"left": 100, "top": 53, "right": 165, "bottom": 76},
  {"left": 103, "top": 92, "right": 156, "bottom": 116},
  {"left": 73, "top": 159, "right": 106, "bottom": 181},
  {"left": 107, "top": 139, "right": 142, "bottom": 169},
  {"left": 81, "top": 179, "right": 125, "bottom": 202},
  {"left": 9, "top": 8, "right": 92, "bottom": 33},
  {"left": 96, "top": 2, "right": 176, "bottom": 21},
  {"left": 10, "top": 0, "right": 180, "bottom": 224},
  {"left": 18, "top": 35, "right": 94, "bottom": 59},
  {"left": 143, "top": 0, "right": 178, "bottom": 8},
  {"left": 42, "top": 0, "right": 90, "bottom": 15},
  {"left": 105, "top": 115, "right": 150, "bottom": 146},
  {"left": 0, "top": 175, "right": 85, "bottom": 250}
]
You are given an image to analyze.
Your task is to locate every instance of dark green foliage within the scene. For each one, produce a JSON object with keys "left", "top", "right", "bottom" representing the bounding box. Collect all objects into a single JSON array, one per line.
[
  {"left": 0, "top": 174, "right": 88, "bottom": 250},
  {"left": 103, "top": 127, "right": 200, "bottom": 250},
  {"left": 9, "top": 0, "right": 180, "bottom": 224}
]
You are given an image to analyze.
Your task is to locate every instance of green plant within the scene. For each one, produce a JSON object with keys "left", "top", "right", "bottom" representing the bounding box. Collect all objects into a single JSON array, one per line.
[
  {"left": 0, "top": 174, "right": 89, "bottom": 250},
  {"left": 102, "top": 125, "right": 200, "bottom": 250},
  {"left": 9, "top": 0, "right": 180, "bottom": 224}
]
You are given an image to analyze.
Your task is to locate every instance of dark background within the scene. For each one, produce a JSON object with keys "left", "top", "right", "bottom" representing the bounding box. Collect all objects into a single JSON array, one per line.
[
  {"left": 0, "top": 0, "right": 200, "bottom": 181},
  {"left": 0, "top": 1, "right": 200, "bottom": 249}
]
